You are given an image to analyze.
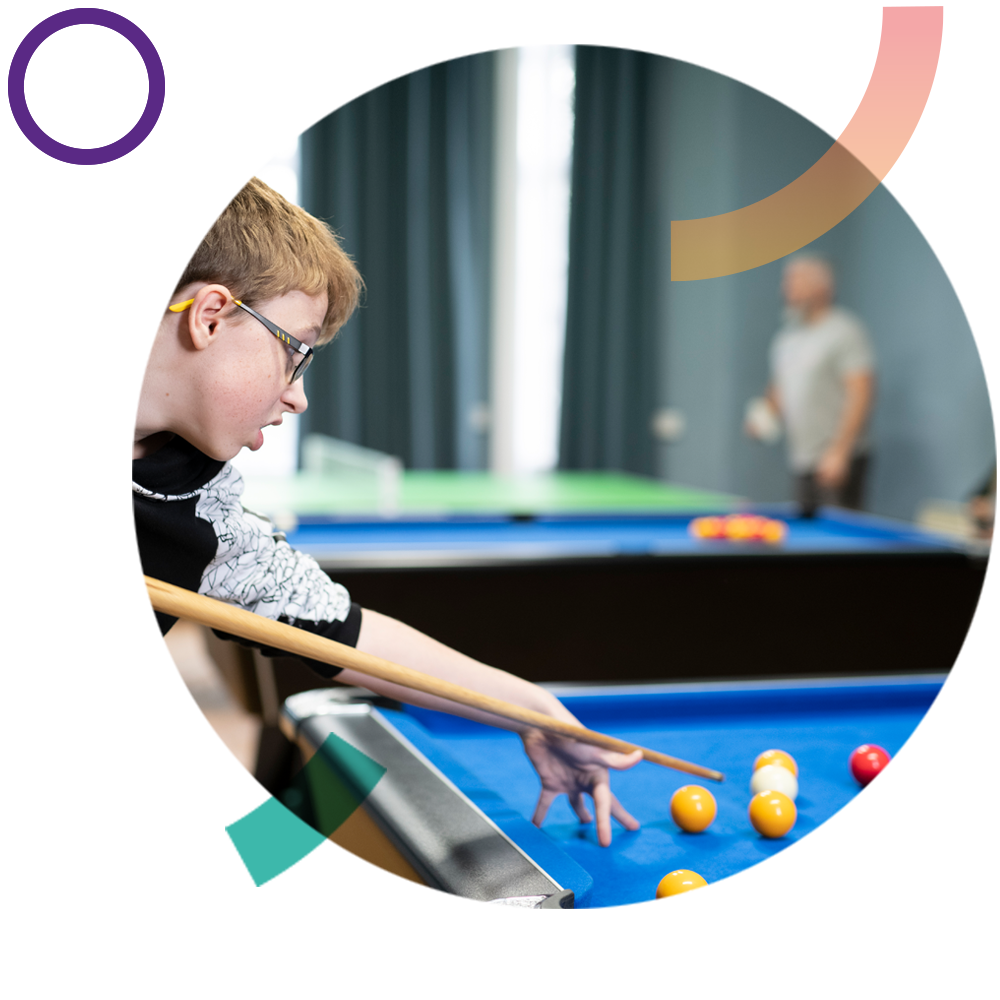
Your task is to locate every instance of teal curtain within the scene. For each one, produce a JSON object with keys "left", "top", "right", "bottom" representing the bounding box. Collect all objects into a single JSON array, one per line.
[
  {"left": 298, "top": 53, "right": 495, "bottom": 469},
  {"left": 559, "top": 47, "right": 662, "bottom": 475}
]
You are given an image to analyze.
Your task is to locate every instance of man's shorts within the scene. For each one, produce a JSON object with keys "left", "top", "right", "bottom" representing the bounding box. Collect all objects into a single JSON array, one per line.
[{"left": 795, "top": 453, "right": 870, "bottom": 518}]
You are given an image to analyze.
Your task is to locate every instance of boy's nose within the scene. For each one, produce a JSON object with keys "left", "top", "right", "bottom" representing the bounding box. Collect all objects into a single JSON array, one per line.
[{"left": 283, "top": 377, "right": 308, "bottom": 413}]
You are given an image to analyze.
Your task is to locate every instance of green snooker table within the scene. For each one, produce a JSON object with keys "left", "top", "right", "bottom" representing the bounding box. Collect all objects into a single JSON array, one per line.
[
  {"left": 241, "top": 468, "right": 737, "bottom": 521},
  {"left": 279, "top": 675, "right": 944, "bottom": 908}
]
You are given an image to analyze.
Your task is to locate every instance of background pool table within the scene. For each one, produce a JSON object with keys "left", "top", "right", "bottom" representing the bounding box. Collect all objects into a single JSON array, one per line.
[
  {"left": 242, "top": 470, "right": 986, "bottom": 682},
  {"left": 281, "top": 675, "right": 944, "bottom": 908},
  {"left": 225, "top": 469, "right": 984, "bottom": 799}
]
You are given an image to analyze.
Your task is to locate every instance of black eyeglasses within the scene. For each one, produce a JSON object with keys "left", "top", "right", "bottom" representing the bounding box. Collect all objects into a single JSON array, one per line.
[{"left": 169, "top": 296, "right": 314, "bottom": 382}]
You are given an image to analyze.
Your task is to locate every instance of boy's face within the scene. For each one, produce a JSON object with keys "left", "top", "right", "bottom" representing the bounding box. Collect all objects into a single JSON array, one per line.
[{"left": 191, "top": 287, "right": 326, "bottom": 461}]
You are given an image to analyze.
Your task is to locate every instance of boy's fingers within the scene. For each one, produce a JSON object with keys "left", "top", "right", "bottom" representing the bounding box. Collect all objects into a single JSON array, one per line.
[
  {"left": 531, "top": 789, "right": 557, "bottom": 828},
  {"left": 569, "top": 792, "right": 593, "bottom": 825},
  {"left": 599, "top": 748, "right": 643, "bottom": 771},
  {"left": 591, "top": 781, "right": 613, "bottom": 847},
  {"left": 610, "top": 794, "right": 640, "bottom": 831}
]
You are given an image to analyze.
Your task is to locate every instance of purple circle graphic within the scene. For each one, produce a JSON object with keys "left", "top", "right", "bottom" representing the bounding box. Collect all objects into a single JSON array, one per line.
[{"left": 8, "top": 8, "right": 165, "bottom": 165}]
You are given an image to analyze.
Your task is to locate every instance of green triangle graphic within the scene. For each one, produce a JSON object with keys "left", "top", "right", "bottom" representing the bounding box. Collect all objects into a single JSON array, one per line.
[
  {"left": 226, "top": 750, "right": 386, "bottom": 888},
  {"left": 292, "top": 733, "right": 385, "bottom": 837}
]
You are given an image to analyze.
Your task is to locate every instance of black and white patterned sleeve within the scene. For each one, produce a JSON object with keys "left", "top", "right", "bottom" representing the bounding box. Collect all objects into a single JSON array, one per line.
[{"left": 195, "top": 463, "right": 361, "bottom": 674}]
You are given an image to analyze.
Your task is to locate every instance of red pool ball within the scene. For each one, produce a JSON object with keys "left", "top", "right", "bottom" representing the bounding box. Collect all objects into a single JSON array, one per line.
[
  {"left": 889, "top": 760, "right": 934, "bottom": 809},
  {"left": 850, "top": 744, "right": 891, "bottom": 786},
  {"left": 955, "top": 705, "right": 983, "bottom": 747}
]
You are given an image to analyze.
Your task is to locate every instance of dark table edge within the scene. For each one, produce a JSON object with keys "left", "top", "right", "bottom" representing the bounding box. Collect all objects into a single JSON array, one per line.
[
  {"left": 537, "top": 667, "right": 984, "bottom": 705},
  {"left": 304, "top": 545, "right": 988, "bottom": 573},
  {"left": 538, "top": 672, "right": 949, "bottom": 697}
]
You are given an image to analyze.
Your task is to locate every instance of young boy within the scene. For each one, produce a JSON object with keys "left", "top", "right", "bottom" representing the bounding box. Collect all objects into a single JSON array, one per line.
[{"left": 133, "top": 177, "right": 640, "bottom": 847}]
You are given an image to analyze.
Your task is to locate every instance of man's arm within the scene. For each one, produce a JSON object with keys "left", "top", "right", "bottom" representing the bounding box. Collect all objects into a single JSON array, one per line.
[
  {"left": 338, "top": 609, "right": 641, "bottom": 846},
  {"left": 815, "top": 371, "right": 875, "bottom": 487}
]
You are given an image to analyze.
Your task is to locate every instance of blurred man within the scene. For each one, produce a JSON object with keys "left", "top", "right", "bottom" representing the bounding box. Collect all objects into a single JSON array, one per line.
[
  {"left": 747, "top": 256, "right": 876, "bottom": 516},
  {"left": 968, "top": 466, "right": 995, "bottom": 540}
]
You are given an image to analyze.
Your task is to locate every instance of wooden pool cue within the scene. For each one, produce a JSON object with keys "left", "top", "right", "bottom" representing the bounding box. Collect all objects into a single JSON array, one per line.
[{"left": 146, "top": 576, "right": 725, "bottom": 783}]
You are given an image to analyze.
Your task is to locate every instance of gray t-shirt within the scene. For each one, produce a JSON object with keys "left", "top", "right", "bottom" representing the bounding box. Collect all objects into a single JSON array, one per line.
[{"left": 770, "top": 306, "right": 875, "bottom": 472}]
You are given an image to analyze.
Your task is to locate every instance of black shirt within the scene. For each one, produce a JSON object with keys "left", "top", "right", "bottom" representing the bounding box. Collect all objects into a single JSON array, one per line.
[{"left": 133, "top": 436, "right": 358, "bottom": 677}]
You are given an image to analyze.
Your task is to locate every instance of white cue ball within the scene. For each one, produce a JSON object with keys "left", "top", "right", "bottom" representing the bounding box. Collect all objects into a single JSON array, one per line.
[{"left": 750, "top": 764, "right": 798, "bottom": 801}]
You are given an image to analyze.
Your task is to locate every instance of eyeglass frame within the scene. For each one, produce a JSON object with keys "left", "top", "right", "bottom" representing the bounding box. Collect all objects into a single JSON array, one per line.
[{"left": 168, "top": 295, "right": 314, "bottom": 382}]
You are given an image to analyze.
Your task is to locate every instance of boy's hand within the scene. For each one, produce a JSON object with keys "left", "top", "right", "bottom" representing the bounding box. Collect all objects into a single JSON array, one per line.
[
  {"left": 352, "top": 609, "right": 643, "bottom": 846},
  {"left": 521, "top": 728, "right": 642, "bottom": 847}
]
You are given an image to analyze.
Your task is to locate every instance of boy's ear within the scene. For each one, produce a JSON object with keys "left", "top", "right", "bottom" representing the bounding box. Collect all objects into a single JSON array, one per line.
[{"left": 186, "top": 285, "right": 233, "bottom": 351}]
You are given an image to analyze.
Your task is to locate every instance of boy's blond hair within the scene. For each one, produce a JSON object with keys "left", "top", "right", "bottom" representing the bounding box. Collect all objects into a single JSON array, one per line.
[{"left": 173, "top": 177, "right": 362, "bottom": 345}]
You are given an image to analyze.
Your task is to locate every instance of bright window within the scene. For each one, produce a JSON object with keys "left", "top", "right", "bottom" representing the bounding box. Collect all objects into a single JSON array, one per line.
[{"left": 509, "top": 45, "right": 576, "bottom": 474}]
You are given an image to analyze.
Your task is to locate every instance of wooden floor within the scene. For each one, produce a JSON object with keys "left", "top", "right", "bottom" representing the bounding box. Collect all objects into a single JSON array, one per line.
[{"left": 136, "top": 622, "right": 331, "bottom": 909}]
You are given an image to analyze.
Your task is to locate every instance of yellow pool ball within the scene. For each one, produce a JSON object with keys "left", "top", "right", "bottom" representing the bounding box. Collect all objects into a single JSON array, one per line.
[
  {"left": 670, "top": 785, "right": 717, "bottom": 833},
  {"left": 655, "top": 869, "right": 708, "bottom": 898},
  {"left": 753, "top": 748, "right": 798, "bottom": 777},
  {"left": 748, "top": 790, "right": 797, "bottom": 838},
  {"left": 688, "top": 516, "right": 725, "bottom": 539},
  {"left": 761, "top": 519, "right": 788, "bottom": 544},
  {"left": 725, "top": 515, "right": 758, "bottom": 540}
]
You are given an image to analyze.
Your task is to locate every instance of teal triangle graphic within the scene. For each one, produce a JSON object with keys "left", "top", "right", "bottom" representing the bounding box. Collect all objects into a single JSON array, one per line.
[
  {"left": 226, "top": 750, "right": 386, "bottom": 888},
  {"left": 281, "top": 733, "right": 385, "bottom": 837}
]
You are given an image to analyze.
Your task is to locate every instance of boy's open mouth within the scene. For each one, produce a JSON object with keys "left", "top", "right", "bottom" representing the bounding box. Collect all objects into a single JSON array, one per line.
[{"left": 252, "top": 416, "right": 284, "bottom": 450}]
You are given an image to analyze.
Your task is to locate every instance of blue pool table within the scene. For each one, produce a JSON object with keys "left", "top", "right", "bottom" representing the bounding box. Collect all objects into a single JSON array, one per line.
[
  {"left": 280, "top": 675, "right": 943, "bottom": 908},
  {"left": 274, "top": 506, "right": 984, "bottom": 681}
]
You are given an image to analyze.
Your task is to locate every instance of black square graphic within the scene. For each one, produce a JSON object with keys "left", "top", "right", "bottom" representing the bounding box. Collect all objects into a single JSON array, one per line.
[{"left": 7, "top": 7, "right": 165, "bottom": 166}]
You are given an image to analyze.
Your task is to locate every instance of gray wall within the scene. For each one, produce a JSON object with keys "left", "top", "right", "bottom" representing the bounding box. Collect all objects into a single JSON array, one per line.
[{"left": 652, "top": 60, "right": 994, "bottom": 520}]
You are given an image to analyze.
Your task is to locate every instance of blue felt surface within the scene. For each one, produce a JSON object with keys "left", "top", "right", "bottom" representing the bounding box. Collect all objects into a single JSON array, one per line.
[
  {"left": 381, "top": 681, "right": 942, "bottom": 908},
  {"left": 287, "top": 509, "right": 959, "bottom": 559}
]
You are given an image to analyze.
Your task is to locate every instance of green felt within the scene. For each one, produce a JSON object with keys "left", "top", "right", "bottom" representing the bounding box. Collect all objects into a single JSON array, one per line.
[{"left": 241, "top": 470, "right": 737, "bottom": 517}]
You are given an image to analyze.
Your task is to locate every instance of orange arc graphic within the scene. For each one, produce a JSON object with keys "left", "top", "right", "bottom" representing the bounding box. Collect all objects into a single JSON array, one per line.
[{"left": 671, "top": 6, "right": 943, "bottom": 282}]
